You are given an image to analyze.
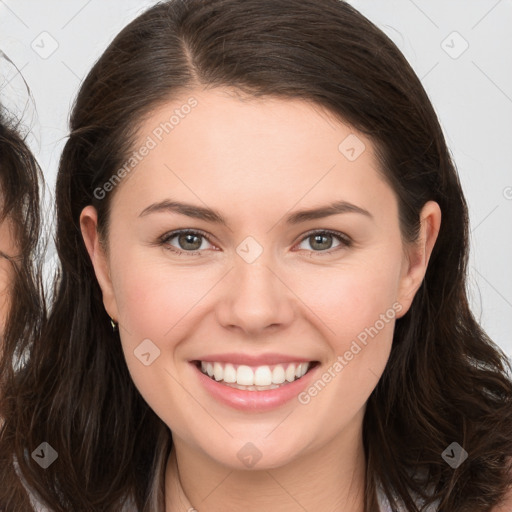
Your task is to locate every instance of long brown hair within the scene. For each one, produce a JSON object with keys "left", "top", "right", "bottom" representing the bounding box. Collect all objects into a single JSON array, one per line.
[
  {"left": 1, "top": 1, "right": 511, "bottom": 510},
  {"left": 0, "top": 102, "right": 47, "bottom": 507}
]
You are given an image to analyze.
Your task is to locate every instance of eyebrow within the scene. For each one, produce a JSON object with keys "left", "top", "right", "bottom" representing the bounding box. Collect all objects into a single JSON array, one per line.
[{"left": 138, "top": 199, "right": 373, "bottom": 225}]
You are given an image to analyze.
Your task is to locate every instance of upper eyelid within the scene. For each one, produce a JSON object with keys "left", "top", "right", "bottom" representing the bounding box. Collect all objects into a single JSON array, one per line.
[
  {"left": 298, "top": 228, "right": 351, "bottom": 242},
  {"left": 161, "top": 228, "right": 214, "bottom": 244}
]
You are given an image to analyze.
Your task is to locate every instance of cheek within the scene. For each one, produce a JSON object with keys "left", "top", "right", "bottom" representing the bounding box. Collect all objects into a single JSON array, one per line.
[
  {"left": 293, "top": 251, "right": 403, "bottom": 344},
  {"left": 0, "top": 262, "right": 13, "bottom": 333},
  {"left": 109, "top": 252, "right": 221, "bottom": 407},
  {"left": 112, "top": 254, "right": 219, "bottom": 342},
  {"left": 288, "top": 252, "right": 402, "bottom": 410}
]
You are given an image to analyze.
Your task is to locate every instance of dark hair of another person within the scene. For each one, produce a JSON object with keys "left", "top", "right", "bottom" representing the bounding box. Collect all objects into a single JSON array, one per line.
[
  {"left": 0, "top": 106, "right": 45, "bottom": 379},
  {"left": 0, "top": 104, "right": 46, "bottom": 503},
  {"left": 1, "top": 1, "right": 511, "bottom": 511}
]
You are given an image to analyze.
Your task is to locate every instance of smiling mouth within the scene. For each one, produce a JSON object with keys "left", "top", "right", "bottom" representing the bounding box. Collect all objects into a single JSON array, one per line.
[{"left": 193, "top": 360, "right": 320, "bottom": 391}]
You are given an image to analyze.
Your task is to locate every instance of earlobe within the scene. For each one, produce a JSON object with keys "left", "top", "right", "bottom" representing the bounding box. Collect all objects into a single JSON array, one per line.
[
  {"left": 396, "top": 201, "right": 442, "bottom": 317},
  {"left": 79, "top": 205, "right": 119, "bottom": 321}
]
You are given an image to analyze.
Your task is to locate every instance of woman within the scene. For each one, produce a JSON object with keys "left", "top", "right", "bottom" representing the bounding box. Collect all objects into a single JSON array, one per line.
[
  {"left": 1, "top": 0, "right": 511, "bottom": 511},
  {"left": 0, "top": 106, "right": 44, "bottom": 363},
  {"left": 0, "top": 101, "right": 46, "bottom": 501}
]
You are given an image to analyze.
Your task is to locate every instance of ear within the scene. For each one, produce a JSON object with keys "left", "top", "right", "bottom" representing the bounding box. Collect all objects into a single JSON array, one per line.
[
  {"left": 396, "top": 200, "right": 441, "bottom": 318},
  {"left": 80, "top": 205, "right": 119, "bottom": 322}
]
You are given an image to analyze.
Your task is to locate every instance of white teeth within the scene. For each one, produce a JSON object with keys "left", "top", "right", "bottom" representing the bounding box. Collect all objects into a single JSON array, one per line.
[
  {"left": 285, "top": 364, "right": 296, "bottom": 382},
  {"left": 254, "top": 366, "right": 272, "bottom": 386},
  {"left": 223, "top": 363, "right": 237, "bottom": 383},
  {"left": 272, "top": 365, "right": 286, "bottom": 384},
  {"left": 237, "top": 365, "right": 254, "bottom": 385},
  {"left": 295, "top": 363, "right": 308, "bottom": 378},
  {"left": 213, "top": 362, "right": 223, "bottom": 381},
  {"left": 223, "top": 382, "right": 281, "bottom": 391},
  {"left": 198, "top": 361, "right": 313, "bottom": 387}
]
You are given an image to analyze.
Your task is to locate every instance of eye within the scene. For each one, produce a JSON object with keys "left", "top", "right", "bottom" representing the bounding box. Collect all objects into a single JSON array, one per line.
[
  {"left": 295, "top": 229, "right": 352, "bottom": 255},
  {"left": 159, "top": 229, "right": 215, "bottom": 255},
  {"left": 158, "top": 228, "right": 352, "bottom": 257}
]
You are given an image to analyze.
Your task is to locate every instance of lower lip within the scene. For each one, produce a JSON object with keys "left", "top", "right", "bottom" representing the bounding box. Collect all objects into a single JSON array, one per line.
[{"left": 191, "top": 362, "right": 319, "bottom": 412}]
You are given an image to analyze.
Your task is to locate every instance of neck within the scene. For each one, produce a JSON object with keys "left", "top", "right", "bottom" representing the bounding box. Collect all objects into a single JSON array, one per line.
[{"left": 165, "top": 421, "right": 367, "bottom": 512}]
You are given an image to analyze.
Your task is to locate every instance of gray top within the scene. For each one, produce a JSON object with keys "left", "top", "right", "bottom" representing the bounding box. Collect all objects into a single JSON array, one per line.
[{"left": 376, "top": 480, "right": 440, "bottom": 512}]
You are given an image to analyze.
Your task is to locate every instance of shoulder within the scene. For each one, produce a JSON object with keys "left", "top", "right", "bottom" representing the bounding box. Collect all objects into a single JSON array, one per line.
[
  {"left": 375, "top": 480, "right": 438, "bottom": 512},
  {"left": 375, "top": 466, "right": 440, "bottom": 511},
  {"left": 13, "top": 455, "right": 138, "bottom": 512}
]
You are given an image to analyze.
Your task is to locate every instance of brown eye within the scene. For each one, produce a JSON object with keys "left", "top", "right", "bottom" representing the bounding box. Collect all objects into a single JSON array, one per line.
[
  {"left": 176, "top": 232, "right": 203, "bottom": 251},
  {"left": 308, "top": 233, "right": 334, "bottom": 251},
  {"left": 160, "top": 229, "right": 213, "bottom": 254}
]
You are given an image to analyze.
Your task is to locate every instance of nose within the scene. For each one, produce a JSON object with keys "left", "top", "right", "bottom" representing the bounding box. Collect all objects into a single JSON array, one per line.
[{"left": 215, "top": 253, "right": 295, "bottom": 337}]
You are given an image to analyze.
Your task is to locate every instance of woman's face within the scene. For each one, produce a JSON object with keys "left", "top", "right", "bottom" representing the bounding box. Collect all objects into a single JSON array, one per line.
[{"left": 81, "top": 88, "right": 440, "bottom": 470}]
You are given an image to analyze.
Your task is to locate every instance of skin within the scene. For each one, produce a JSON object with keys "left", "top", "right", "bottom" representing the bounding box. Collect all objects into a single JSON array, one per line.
[
  {"left": 81, "top": 87, "right": 441, "bottom": 512},
  {"left": 0, "top": 214, "right": 16, "bottom": 338}
]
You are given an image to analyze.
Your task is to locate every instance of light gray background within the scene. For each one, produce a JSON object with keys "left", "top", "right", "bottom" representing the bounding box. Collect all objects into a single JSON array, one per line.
[{"left": 1, "top": 0, "right": 511, "bottom": 360}]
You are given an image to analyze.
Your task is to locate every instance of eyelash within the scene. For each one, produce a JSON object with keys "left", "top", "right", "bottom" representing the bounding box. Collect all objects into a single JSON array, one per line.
[{"left": 158, "top": 228, "right": 353, "bottom": 257}]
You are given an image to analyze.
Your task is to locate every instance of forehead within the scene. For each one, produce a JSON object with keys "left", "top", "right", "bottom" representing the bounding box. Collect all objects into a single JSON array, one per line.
[{"left": 110, "top": 87, "right": 395, "bottom": 222}]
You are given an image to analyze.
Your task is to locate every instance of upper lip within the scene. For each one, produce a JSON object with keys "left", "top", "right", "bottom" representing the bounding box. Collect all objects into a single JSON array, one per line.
[{"left": 191, "top": 353, "right": 317, "bottom": 366}]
